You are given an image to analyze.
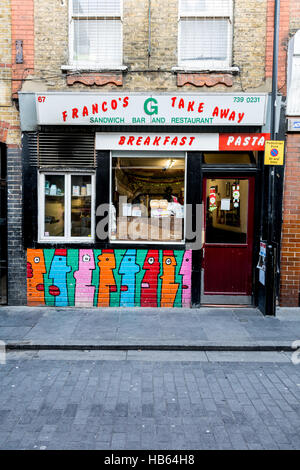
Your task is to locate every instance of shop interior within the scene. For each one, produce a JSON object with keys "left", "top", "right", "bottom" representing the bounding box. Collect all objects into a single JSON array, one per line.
[{"left": 111, "top": 156, "right": 185, "bottom": 241}]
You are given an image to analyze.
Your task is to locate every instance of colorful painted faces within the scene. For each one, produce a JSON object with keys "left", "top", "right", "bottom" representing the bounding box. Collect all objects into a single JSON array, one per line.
[
  {"left": 160, "top": 250, "right": 179, "bottom": 307},
  {"left": 97, "top": 250, "right": 117, "bottom": 307},
  {"left": 27, "top": 249, "right": 46, "bottom": 306},
  {"left": 48, "top": 249, "right": 72, "bottom": 307},
  {"left": 141, "top": 250, "right": 160, "bottom": 307},
  {"left": 74, "top": 250, "right": 96, "bottom": 307},
  {"left": 27, "top": 249, "right": 192, "bottom": 308},
  {"left": 118, "top": 249, "right": 140, "bottom": 307},
  {"left": 179, "top": 250, "right": 192, "bottom": 307}
]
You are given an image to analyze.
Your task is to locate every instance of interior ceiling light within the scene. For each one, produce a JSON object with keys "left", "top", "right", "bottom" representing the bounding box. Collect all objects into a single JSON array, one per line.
[{"left": 164, "top": 159, "right": 175, "bottom": 170}]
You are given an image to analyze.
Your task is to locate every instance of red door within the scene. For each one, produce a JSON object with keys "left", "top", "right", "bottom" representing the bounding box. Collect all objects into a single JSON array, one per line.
[{"left": 202, "top": 177, "right": 254, "bottom": 300}]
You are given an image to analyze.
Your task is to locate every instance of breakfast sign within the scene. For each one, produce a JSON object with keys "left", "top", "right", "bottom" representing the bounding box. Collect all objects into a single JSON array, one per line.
[{"left": 35, "top": 92, "right": 268, "bottom": 126}]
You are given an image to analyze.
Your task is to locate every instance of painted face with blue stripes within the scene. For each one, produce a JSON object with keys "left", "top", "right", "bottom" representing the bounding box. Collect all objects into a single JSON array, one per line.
[{"left": 118, "top": 249, "right": 140, "bottom": 307}]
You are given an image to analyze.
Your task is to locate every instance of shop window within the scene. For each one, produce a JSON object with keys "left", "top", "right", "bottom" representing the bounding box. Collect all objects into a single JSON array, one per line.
[
  {"left": 203, "top": 152, "right": 256, "bottom": 165},
  {"left": 205, "top": 178, "right": 248, "bottom": 244},
  {"left": 70, "top": 0, "right": 122, "bottom": 68},
  {"left": 178, "top": 0, "right": 233, "bottom": 69},
  {"left": 39, "top": 172, "right": 95, "bottom": 242},
  {"left": 110, "top": 154, "right": 186, "bottom": 242}
]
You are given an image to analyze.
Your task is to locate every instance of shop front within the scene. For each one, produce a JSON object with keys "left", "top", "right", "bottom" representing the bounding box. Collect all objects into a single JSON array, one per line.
[{"left": 20, "top": 92, "right": 271, "bottom": 308}]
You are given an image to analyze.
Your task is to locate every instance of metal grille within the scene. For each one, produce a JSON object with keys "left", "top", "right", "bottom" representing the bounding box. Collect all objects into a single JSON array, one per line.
[
  {"left": 27, "top": 132, "right": 38, "bottom": 166},
  {"left": 38, "top": 133, "right": 96, "bottom": 168}
]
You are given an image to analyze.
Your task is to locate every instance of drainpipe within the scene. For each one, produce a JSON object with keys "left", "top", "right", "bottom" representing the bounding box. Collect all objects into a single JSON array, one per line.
[
  {"left": 266, "top": 0, "right": 280, "bottom": 315},
  {"left": 148, "top": 0, "right": 151, "bottom": 68}
]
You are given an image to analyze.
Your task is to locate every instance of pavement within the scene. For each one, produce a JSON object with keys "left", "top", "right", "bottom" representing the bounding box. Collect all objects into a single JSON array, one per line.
[
  {"left": 0, "top": 351, "right": 299, "bottom": 450},
  {"left": 0, "top": 306, "right": 300, "bottom": 450},
  {"left": 0, "top": 305, "right": 299, "bottom": 349}
]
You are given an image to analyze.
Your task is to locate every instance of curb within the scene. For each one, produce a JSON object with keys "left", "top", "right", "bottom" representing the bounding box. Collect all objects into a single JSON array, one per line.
[{"left": 5, "top": 344, "right": 294, "bottom": 352}]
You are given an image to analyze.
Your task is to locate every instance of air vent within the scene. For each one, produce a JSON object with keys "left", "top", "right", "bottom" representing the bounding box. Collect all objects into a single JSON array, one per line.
[
  {"left": 38, "top": 133, "right": 96, "bottom": 167},
  {"left": 28, "top": 132, "right": 38, "bottom": 166}
]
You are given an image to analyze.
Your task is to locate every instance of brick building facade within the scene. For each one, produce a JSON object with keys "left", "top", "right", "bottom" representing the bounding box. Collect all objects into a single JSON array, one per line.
[{"left": 0, "top": 0, "right": 299, "bottom": 309}]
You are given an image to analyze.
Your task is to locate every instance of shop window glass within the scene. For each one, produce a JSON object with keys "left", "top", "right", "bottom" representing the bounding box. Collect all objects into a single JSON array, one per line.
[
  {"left": 45, "top": 175, "right": 65, "bottom": 237},
  {"left": 111, "top": 156, "right": 185, "bottom": 242},
  {"left": 71, "top": 175, "right": 92, "bottom": 237},
  {"left": 203, "top": 153, "right": 256, "bottom": 165},
  {"left": 205, "top": 178, "right": 248, "bottom": 244},
  {"left": 40, "top": 173, "right": 94, "bottom": 242}
]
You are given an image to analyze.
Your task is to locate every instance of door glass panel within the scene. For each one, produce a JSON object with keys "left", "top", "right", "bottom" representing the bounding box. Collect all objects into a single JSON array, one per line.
[
  {"left": 71, "top": 175, "right": 92, "bottom": 237},
  {"left": 45, "top": 175, "right": 65, "bottom": 237},
  {"left": 205, "top": 178, "right": 248, "bottom": 244}
]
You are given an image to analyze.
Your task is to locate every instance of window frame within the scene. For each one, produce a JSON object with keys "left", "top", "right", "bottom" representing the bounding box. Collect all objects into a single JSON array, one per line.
[
  {"left": 177, "top": 0, "right": 234, "bottom": 70},
  {"left": 38, "top": 170, "right": 96, "bottom": 243},
  {"left": 68, "top": 0, "right": 124, "bottom": 69},
  {"left": 109, "top": 151, "right": 187, "bottom": 245}
]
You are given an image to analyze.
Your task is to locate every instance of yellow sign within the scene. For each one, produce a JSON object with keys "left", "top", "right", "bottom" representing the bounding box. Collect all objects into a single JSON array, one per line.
[{"left": 264, "top": 140, "right": 285, "bottom": 165}]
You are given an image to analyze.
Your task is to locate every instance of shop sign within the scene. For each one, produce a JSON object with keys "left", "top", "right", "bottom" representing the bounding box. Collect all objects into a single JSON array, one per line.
[
  {"left": 287, "top": 118, "right": 300, "bottom": 131},
  {"left": 209, "top": 187, "right": 217, "bottom": 212},
  {"left": 96, "top": 132, "right": 270, "bottom": 151},
  {"left": 36, "top": 93, "right": 268, "bottom": 126},
  {"left": 264, "top": 140, "right": 285, "bottom": 165},
  {"left": 219, "top": 133, "right": 270, "bottom": 150},
  {"left": 257, "top": 241, "right": 267, "bottom": 286}
]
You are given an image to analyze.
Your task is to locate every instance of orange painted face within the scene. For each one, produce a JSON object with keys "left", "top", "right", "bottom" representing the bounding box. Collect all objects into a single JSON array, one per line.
[
  {"left": 160, "top": 250, "right": 179, "bottom": 307},
  {"left": 97, "top": 251, "right": 117, "bottom": 306},
  {"left": 161, "top": 252, "right": 177, "bottom": 281},
  {"left": 27, "top": 249, "right": 46, "bottom": 305}
]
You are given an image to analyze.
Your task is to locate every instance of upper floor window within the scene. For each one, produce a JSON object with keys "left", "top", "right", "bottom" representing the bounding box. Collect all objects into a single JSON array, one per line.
[
  {"left": 178, "top": 0, "right": 233, "bottom": 69},
  {"left": 70, "top": 0, "right": 123, "bottom": 68}
]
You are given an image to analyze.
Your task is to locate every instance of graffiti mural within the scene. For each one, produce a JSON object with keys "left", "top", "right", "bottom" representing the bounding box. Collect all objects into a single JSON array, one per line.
[
  {"left": 141, "top": 250, "right": 160, "bottom": 307},
  {"left": 48, "top": 249, "right": 72, "bottom": 307},
  {"left": 27, "top": 249, "right": 47, "bottom": 306},
  {"left": 74, "top": 249, "right": 96, "bottom": 307},
  {"left": 97, "top": 249, "right": 117, "bottom": 307},
  {"left": 26, "top": 248, "right": 192, "bottom": 308}
]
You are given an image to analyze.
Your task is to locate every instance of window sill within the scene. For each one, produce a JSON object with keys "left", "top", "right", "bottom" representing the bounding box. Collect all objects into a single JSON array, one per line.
[
  {"left": 39, "top": 238, "right": 95, "bottom": 244},
  {"left": 173, "top": 68, "right": 239, "bottom": 88},
  {"left": 172, "top": 66, "right": 239, "bottom": 74},
  {"left": 62, "top": 67, "right": 125, "bottom": 86},
  {"left": 110, "top": 239, "right": 185, "bottom": 245},
  {"left": 61, "top": 65, "right": 128, "bottom": 72}
]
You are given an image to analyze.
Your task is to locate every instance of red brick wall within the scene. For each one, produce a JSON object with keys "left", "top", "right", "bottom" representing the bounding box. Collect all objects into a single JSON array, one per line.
[
  {"left": 280, "top": 134, "right": 300, "bottom": 306},
  {"left": 265, "top": 0, "right": 290, "bottom": 94},
  {"left": 11, "top": 0, "right": 34, "bottom": 97}
]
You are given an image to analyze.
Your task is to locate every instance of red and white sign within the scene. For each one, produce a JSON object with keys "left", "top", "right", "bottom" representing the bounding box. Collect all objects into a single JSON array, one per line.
[
  {"left": 219, "top": 133, "right": 270, "bottom": 150},
  {"left": 96, "top": 133, "right": 270, "bottom": 151},
  {"left": 35, "top": 92, "right": 268, "bottom": 126}
]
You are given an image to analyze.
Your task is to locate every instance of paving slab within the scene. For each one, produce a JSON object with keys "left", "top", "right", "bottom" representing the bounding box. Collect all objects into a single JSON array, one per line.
[{"left": 0, "top": 306, "right": 299, "bottom": 349}]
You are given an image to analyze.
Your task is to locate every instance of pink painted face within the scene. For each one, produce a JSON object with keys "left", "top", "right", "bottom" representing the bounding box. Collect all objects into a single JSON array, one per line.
[
  {"left": 75, "top": 250, "right": 95, "bottom": 283},
  {"left": 179, "top": 250, "right": 192, "bottom": 287},
  {"left": 179, "top": 251, "right": 192, "bottom": 307}
]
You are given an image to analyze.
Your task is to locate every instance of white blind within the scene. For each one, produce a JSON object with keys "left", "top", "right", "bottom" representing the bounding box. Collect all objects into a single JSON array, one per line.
[
  {"left": 180, "top": 19, "right": 228, "bottom": 63},
  {"left": 72, "top": 0, "right": 122, "bottom": 67},
  {"left": 179, "top": 0, "right": 231, "bottom": 16},
  {"left": 73, "top": 19, "right": 122, "bottom": 66},
  {"left": 73, "top": 0, "right": 121, "bottom": 16},
  {"left": 178, "top": 0, "right": 232, "bottom": 67}
]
